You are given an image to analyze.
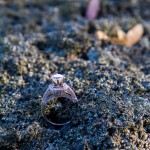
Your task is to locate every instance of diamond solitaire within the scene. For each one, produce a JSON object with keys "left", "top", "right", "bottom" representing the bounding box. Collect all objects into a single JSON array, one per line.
[{"left": 51, "top": 74, "right": 65, "bottom": 85}]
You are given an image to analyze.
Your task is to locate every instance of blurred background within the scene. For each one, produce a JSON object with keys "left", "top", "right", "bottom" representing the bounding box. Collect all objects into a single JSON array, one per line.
[{"left": 0, "top": 0, "right": 150, "bottom": 66}]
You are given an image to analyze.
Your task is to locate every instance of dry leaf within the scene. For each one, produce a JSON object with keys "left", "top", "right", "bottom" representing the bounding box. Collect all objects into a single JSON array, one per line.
[
  {"left": 117, "top": 29, "right": 126, "bottom": 40},
  {"left": 96, "top": 30, "right": 109, "bottom": 40},
  {"left": 96, "top": 24, "right": 144, "bottom": 47},
  {"left": 125, "top": 24, "right": 144, "bottom": 47}
]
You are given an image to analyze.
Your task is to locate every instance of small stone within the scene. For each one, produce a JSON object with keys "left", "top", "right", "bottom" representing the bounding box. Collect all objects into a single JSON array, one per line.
[{"left": 51, "top": 74, "right": 65, "bottom": 85}]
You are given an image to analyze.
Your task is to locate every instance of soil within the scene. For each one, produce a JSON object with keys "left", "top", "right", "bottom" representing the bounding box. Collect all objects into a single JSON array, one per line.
[{"left": 0, "top": 0, "right": 150, "bottom": 149}]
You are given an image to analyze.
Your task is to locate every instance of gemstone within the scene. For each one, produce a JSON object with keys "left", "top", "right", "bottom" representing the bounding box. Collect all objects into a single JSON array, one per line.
[{"left": 51, "top": 74, "right": 65, "bottom": 85}]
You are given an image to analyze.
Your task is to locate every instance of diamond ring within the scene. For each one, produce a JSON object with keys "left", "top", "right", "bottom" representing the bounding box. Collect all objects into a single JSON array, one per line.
[{"left": 41, "top": 74, "right": 78, "bottom": 126}]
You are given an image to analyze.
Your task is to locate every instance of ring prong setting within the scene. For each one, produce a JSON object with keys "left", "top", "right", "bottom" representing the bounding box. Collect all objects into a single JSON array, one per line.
[{"left": 51, "top": 74, "right": 65, "bottom": 85}]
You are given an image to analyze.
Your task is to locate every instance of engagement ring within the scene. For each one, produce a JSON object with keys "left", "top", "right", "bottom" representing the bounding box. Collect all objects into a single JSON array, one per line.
[{"left": 41, "top": 74, "right": 78, "bottom": 126}]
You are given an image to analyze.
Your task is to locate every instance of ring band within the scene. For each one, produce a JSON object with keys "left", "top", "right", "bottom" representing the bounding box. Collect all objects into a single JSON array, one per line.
[{"left": 41, "top": 74, "right": 78, "bottom": 126}]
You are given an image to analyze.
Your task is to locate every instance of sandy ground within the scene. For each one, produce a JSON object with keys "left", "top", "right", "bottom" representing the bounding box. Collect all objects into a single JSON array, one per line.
[{"left": 0, "top": 0, "right": 150, "bottom": 149}]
